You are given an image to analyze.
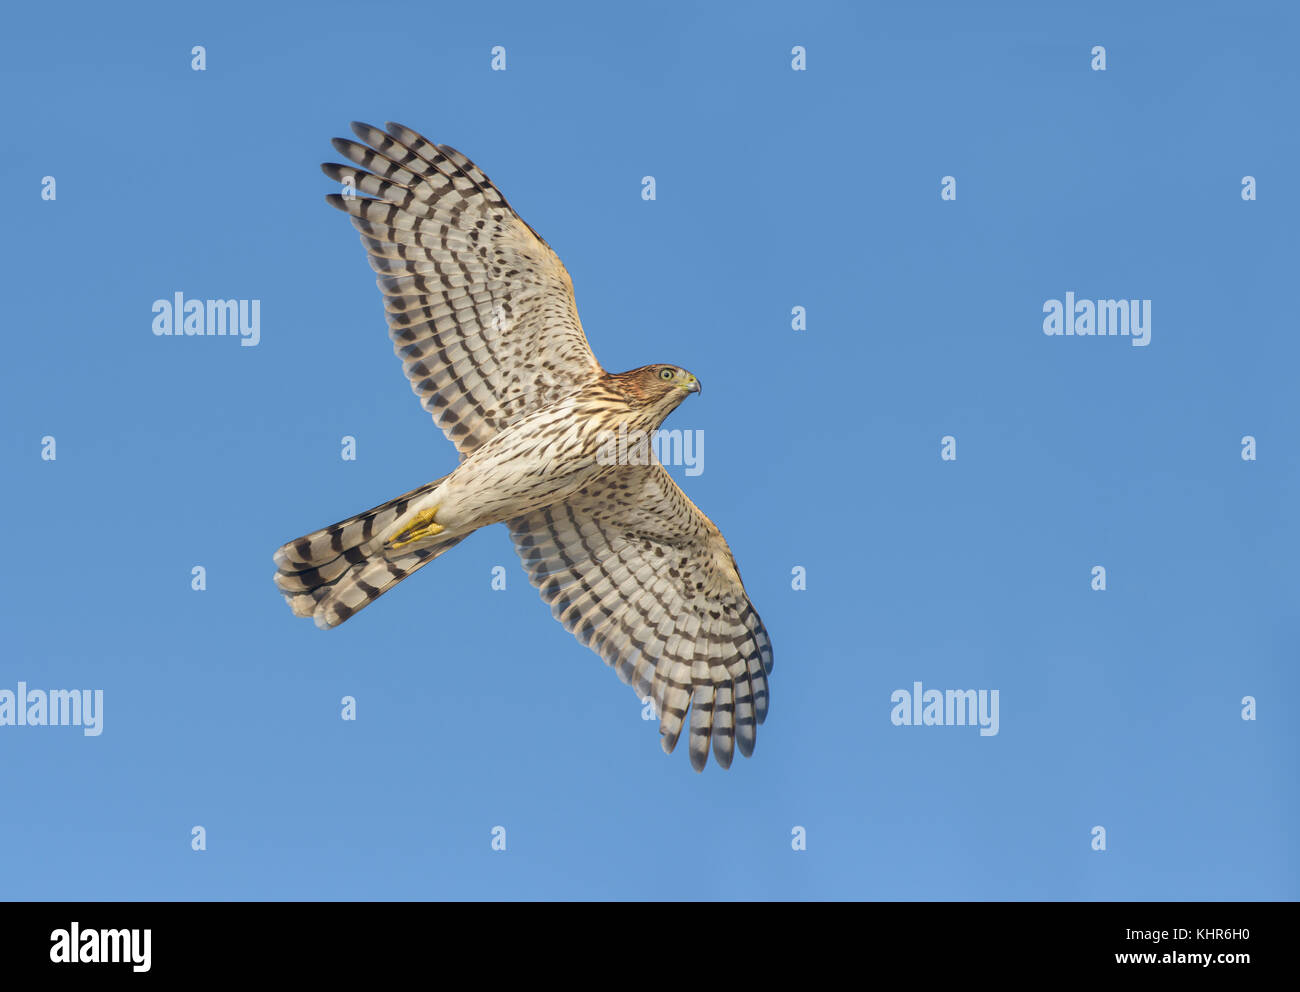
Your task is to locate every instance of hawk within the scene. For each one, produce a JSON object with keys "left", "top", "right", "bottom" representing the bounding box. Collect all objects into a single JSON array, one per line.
[{"left": 273, "top": 123, "right": 773, "bottom": 771}]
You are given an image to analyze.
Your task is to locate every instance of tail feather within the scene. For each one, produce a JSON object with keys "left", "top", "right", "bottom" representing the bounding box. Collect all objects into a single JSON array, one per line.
[
  {"left": 274, "top": 475, "right": 463, "bottom": 629},
  {"left": 274, "top": 478, "right": 442, "bottom": 571}
]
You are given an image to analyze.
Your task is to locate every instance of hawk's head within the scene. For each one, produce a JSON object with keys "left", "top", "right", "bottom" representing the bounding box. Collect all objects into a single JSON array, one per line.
[{"left": 612, "top": 364, "right": 701, "bottom": 410}]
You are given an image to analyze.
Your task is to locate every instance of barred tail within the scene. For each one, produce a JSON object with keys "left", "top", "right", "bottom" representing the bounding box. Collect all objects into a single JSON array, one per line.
[{"left": 273, "top": 476, "right": 464, "bottom": 629}]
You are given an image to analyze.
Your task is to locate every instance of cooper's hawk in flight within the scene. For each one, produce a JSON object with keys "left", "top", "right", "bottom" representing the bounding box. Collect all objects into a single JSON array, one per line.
[{"left": 273, "top": 123, "right": 773, "bottom": 771}]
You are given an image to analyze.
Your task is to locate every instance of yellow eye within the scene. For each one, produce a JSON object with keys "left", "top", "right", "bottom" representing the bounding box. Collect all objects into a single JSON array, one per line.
[{"left": 659, "top": 368, "right": 674, "bottom": 380}]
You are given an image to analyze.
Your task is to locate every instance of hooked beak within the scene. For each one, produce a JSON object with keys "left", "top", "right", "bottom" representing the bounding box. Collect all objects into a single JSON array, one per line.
[{"left": 683, "top": 374, "right": 701, "bottom": 394}]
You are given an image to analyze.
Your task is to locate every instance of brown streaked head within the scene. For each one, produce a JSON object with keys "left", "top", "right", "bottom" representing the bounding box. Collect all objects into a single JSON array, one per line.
[{"left": 608, "top": 364, "right": 701, "bottom": 407}]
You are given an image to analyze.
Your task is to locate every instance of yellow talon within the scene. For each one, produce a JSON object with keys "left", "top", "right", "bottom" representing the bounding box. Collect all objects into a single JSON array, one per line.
[{"left": 386, "top": 506, "right": 444, "bottom": 549}]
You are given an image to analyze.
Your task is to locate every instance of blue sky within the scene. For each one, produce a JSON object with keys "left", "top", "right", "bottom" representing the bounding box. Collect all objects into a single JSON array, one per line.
[{"left": 2, "top": 0, "right": 1296, "bottom": 900}]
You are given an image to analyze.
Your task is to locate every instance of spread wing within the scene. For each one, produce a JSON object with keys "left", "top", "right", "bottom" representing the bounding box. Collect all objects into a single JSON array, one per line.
[
  {"left": 323, "top": 122, "right": 604, "bottom": 456},
  {"left": 509, "top": 464, "right": 774, "bottom": 771}
]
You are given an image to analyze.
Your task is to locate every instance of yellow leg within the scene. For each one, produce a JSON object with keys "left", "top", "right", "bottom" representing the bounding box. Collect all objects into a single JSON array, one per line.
[{"left": 386, "top": 506, "right": 444, "bottom": 549}]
